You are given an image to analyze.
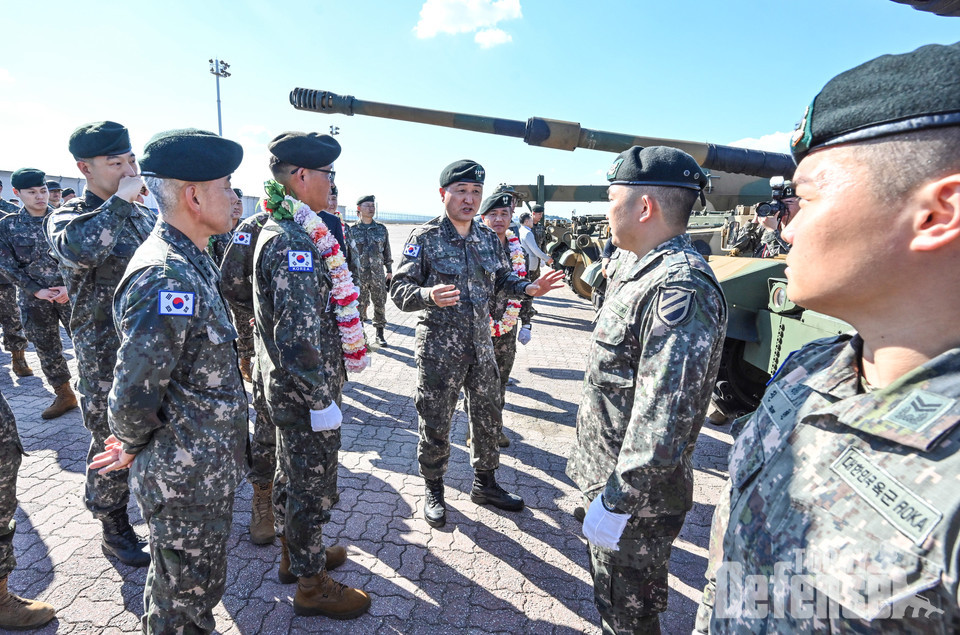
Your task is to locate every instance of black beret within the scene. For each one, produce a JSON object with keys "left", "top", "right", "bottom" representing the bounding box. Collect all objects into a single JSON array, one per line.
[
  {"left": 11, "top": 168, "right": 46, "bottom": 190},
  {"left": 232, "top": 188, "right": 243, "bottom": 198},
  {"left": 493, "top": 183, "right": 517, "bottom": 196},
  {"left": 45, "top": 180, "right": 62, "bottom": 190},
  {"left": 440, "top": 159, "right": 485, "bottom": 188},
  {"left": 268, "top": 131, "right": 341, "bottom": 169},
  {"left": 68, "top": 121, "right": 132, "bottom": 160},
  {"left": 140, "top": 129, "right": 243, "bottom": 182},
  {"left": 792, "top": 41, "right": 960, "bottom": 162},
  {"left": 357, "top": 195, "right": 375, "bottom": 205},
  {"left": 531, "top": 204, "right": 545, "bottom": 213},
  {"left": 62, "top": 188, "right": 76, "bottom": 197},
  {"left": 606, "top": 145, "right": 705, "bottom": 191},
  {"left": 330, "top": 184, "right": 338, "bottom": 196},
  {"left": 480, "top": 193, "right": 513, "bottom": 215}
]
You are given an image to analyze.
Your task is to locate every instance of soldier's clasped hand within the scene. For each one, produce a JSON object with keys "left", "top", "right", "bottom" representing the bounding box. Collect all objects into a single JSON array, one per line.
[{"left": 89, "top": 434, "right": 136, "bottom": 474}]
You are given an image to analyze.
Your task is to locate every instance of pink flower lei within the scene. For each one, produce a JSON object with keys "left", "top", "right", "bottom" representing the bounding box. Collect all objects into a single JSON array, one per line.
[
  {"left": 262, "top": 180, "right": 369, "bottom": 372},
  {"left": 490, "top": 229, "right": 526, "bottom": 338}
]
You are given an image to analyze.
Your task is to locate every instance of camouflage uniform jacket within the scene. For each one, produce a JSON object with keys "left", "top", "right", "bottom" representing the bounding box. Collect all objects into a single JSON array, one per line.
[
  {"left": 0, "top": 207, "right": 65, "bottom": 295},
  {"left": 45, "top": 191, "right": 157, "bottom": 377},
  {"left": 206, "top": 230, "right": 234, "bottom": 265},
  {"left": 566, "top": 234, "right": 727, "bottom": 516},
  {"left": 391, "top": 215, "right": 531, "bottom": 362},
  {"left": 533, "top": 218, "right": 547, "bottom": 252},
  {"left": 253, "top": 216, "right": 344, "bottom": 429},
  {"left": 488, "top": 237, "right": 514, "bottom": 323},
  {"left": 0, "top": 200, "right": 18, "bottom": 215},
  {"left": 219, "top": 211, "right": 269, "bottom": 313},
  {"left": 702, "top": 334, "right": 960, "bottom": 632},
  {"left": 109, "top": 221, "right": 247, "bottom": 508},
  {"left": 351, "top": 220, "right": 393, "bottom": 274}
]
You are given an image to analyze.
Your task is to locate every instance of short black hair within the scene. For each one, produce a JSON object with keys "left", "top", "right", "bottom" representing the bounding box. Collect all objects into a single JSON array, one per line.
[{"left": 518, "top": 211, "right": 532, "bottom": 224}]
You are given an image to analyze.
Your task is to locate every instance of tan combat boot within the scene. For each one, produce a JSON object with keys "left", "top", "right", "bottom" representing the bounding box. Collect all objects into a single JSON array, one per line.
[
  {"left": 10, "top": 351, "right": 32, "bottom": 378},
  {"left": 238, "top": 356, "right": 253, "bottom": 383},
  {"left": 293, "top": 571, "right": 370, "bottom": 619},
  {"left": 279, "top": 536, "right": 348, "bottom": 584},
  {"left": 249, "top": 482, "right": 276, "bottom": 545},
  {"left": 41, "top": 383, "right": 78, "bottom": 420},
  {"left": 0, "top": 575, "right": 56, "bottom": 630}
]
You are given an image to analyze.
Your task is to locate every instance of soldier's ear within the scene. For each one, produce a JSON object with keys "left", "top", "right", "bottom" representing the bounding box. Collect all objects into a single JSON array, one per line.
[{"left": 909, "top": 172, "right": 960, "bottom": 253}]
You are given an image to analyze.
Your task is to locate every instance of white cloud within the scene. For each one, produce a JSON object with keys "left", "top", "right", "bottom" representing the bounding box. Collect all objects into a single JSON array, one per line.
[
  {"left": 728, "top": 130, "right": 793, "bottom": 154},
  {"left": 474, "top": 27, "right": 512, "bottom": 48},
  {"left": 415, "top": 0, "right": 521, "bottom": 46},
  {"left": 0, "top": 69, "right": 13, "bottom": 85}
]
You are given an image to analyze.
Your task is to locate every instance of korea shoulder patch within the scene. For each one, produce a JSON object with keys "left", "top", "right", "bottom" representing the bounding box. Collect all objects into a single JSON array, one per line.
[
  {"left": 158, "top": 290, "right": 195, "bottom": 316},
  {"left": 288, "top": 250, "right": 313, "bottom": 272},
  {"left": 655, "top": 287, "right": 694, "bottom": 327},
  {"left": 233, "top": 232, "right": 251, "bottom": 245},
  {"left": 403, "top": 243, "right": 421, "bottom": 258}
]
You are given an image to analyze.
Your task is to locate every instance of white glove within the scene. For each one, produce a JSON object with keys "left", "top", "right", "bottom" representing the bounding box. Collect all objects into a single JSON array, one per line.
[
  {"left": 517, "top": 325, "right": 532, "bottom": 345},
  {"left": 582, "top": 495, "right": 630, "bottom": 550},
  {"left": 310, "top": 402, "right": 343, "bottom": 432}
]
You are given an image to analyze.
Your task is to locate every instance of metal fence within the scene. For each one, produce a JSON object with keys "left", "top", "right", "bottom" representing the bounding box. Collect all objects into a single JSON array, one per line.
[{"left": 340, "top": 210, "right": 435, "bottom": 224}]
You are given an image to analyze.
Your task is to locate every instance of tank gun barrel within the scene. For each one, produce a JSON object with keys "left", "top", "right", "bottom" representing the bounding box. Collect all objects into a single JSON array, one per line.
[{"left": 290, "top": 88, "right": 795, "bottom": 178}]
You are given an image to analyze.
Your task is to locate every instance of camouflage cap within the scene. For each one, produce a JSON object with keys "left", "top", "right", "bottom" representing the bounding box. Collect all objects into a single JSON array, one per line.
[
  {"left": 268, "top": 131, "right": 341, "bottom": 169},
  {"left": 479, "top": 193, "right": 513, "bottom": 215},
  {"left": 68, "top": 121, "right": 131, "bottom": 160},
  {"left": 440, "top": 159, "right": 485, "bottom": 188},
  {"left": 11, "top": 168, "right": 46, "bottom": 190},
  {"left": 45, "top": 180, "right": 62, "bottom": 191},
  {"left": 791, "top": 41, "right": 960, "bottom": 162},
  {"left": 140, "top": 129, "right": 243, "bottom": 181},
  {"left": 357, "top": 194, "right": 375, "bottom": 205},
  {"left": 607, "top": 145, "right": 705, "bottom": 191}
]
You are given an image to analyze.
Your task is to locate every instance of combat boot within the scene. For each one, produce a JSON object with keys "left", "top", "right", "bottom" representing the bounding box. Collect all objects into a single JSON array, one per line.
[
  {"left": 9, "top": 351, "right": 32, "bottom": 378},
  {"left": 293, "top": 571, "right": 371, "bottom": 619},
  {"left": 249, "top": 482, "right": 276, "bottom": 545},
  {"left": 279, "top": 536, "right": 348, "bottom": 584},
  {"left": 238, "top": 356, "right": 253, "bottom": 383},
  {"left": 423, "top": 478, "right": 446, "bottom": 528},
  {"left": 0, "top": 575, "right": 55, "bottom": 630},
  {"left": 101, "top": 508, "right": 150, "bottom": 567},
  {"left": 40, "top": 383, "right": 78, "bottom": 420},
  {"left": 498, "top": 431, "right": 510, "bottom": 448},
  {"left": 375, "top": 328, "right": 388, "bottom": 347},
  {"left": 471, "top": 470, "right": 524, "bottom": 512}
]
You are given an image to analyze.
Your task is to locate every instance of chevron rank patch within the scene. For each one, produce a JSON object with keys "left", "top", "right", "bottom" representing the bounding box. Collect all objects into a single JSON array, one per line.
[
  {"left": 655, "top": 287, "right": 694, "bottom": 327},
  {"left": 288, "top": 250, "right": 313, "bottom": 272},
  {"left": 884, "top": 390, "right": 954, "bottom": 433},
  {"left": 403, "top": 243, "right": 421, "bottom": 258},
  {"left": 158, "top": 290, "right": 195, "bottom": 316},
  {"left": 233, "top": 232, "right": 251, "bottom": 245}
]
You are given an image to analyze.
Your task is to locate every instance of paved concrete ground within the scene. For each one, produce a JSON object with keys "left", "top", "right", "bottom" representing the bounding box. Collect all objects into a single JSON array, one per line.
[{"left": 0, "top": 223, "right": 733, "bottom": 634}]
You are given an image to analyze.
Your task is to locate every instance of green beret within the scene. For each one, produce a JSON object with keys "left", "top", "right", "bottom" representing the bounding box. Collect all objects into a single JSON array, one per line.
[
  {"left": 140, "top": 129, "right": 243, "bottom": 181},
  {"left": 357, "top": 195, "right": 375, "bottom": 206},
  {"left": 606, "top": 145, "right": 705, "bottom": 191},
  {"left": 440, "top": 159, "right": 485, "bottom": 188},
  {"left": 11, "top": 168, "right": 46, "bottom": 190},
  {"left": 792, "top": 42, "right": 960, "bottom": 162},
  {"left": 480, "top": 193, "right": 513, "bottom": 215},
  {"left": 45, "top": 180, "right": 62, "bottom": 191},
  {"left": 68, "top": 121, "right": 131, "bottom": 160},
  {"left": 268, "top": 131, "right": 341, "bottom": 168}
]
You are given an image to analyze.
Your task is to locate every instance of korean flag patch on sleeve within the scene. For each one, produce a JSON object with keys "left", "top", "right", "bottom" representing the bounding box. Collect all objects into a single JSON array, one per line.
[
  {"left": 158, "top": 290, "right": 195, "bottom": 316},
  {"left": 288, "top": 250, "right": 314, "bottom": 272},
  {"left": 655, "top": 287, "right": 694, "bottom": 327},
  {"left": 233, "top": 232, "right": 252, "bottom": 245},
  {"left": 403, "top": 243, "right": 421, "bottom": 258}
]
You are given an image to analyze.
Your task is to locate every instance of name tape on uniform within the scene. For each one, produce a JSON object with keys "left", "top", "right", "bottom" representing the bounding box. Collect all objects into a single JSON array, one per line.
[
  {"left": 831, "top": 445, "right": 942, "bottom": 546},
  {"left": 288, "top": 250, "right": 314, "bottom": 272},
  {"left": 403, "top": 243, "right": 421, "bottom": 258},
  {"left": 233, "top": 232, "right": 252, "bottom": 245},
  {"left": 158, "top": 290, "right": 195, "bottom": 316}
]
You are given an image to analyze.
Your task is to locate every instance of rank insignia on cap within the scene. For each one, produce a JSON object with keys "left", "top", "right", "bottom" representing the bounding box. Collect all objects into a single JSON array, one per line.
[
  {"left": 655, "top": 287, "right": 694, "bottom": 327},
  {"left": 475, "top": 166, "right": 485, "bottom": 181},
  {"left": 403, "top": 243, "right": 421, "bottom": 258},
  {"left": 288, "top": 250, "right": 314, "bottom": 272},
  {"left": 791, "top": 103, "right": 813, "bottom": 153},
  {"left": 233, "top": 232, "right": 252, "bottom": 245},
  {"left": 607, "top": 158, "right": 624, "bottom": 180},
  {"left": 158, "top": 290, "right": 195, "bottom": 316}
]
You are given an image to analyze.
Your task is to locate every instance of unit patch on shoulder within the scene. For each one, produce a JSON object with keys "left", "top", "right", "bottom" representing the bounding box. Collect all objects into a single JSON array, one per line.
[
  {"left": 403, "top": 243, "right": 421, "bottom": 258},
  {"left": 287, "top": 250, "right": 314, "bottom": 272},
  {"left": 654, "top": 287, "right": 694, "bottom": 327},
  {"left": 233, "top": 232, "right": 252, "bottom": 245},
  {"left": 884, "top": 390, "right": 954, "bottom": 433},
  {"left": 158, "top": 290, "right": 195, "bottom": 316}
]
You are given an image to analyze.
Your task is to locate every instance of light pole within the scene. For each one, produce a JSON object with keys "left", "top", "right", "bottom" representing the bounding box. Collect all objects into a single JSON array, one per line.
[{"left": 208, "top": 58, "right": 231, "bottom": 136}]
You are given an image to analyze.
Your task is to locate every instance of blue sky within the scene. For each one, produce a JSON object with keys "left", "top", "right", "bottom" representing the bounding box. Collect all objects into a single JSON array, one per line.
[{"left": 0, "top": 0, "right": 955, "bottom": 216}]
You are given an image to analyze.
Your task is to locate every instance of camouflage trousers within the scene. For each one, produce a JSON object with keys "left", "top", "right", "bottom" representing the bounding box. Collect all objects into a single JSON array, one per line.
[
  {"left": 19, "top": 296, "right": 71, "bottom": 386},
  {"left": 519, "top": 268, "right": 539, "bottom": 326},
  {"left": 357, "top": 270, "right": 388, "bottom": 329},
  {"left": 231, "top": 304, "right": 254, "bottom": 359},
  {"left": 273, "top": 427, "right": 340, "bottom": 577},
  {"left": 138, "top": 496, "right": 233, "bottom": 635},
  {"left": 247, "top": 377, "right": 276, "bottom": 486},
  {"left": 492, "top": 331, "right": 518, "bottom": 409},
  {"left": 0, "top": 390, "right": 23, "bottom": 579},
  {"left": 0, "top": 284, "right": 27, "bottom": 353},
  {"left": 586, "top": 504, "right": 685, "bottom": 635},
  {"left": 416, "top": 351, "right": 501, "bottom": 479}
]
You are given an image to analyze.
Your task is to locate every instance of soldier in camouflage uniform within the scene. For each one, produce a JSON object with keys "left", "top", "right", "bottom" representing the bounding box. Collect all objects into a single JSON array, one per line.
[
  {"left": 566, "top": 146, "right": 726, "bottom": 635},
  {"left": 352, "top": 194, "right": 392, "bottom": 346},
  {"left": 0, "top": 182, "right": 17, "bottom": 216},
  {"left": 0, "top": 386, "right": 57, "bottom": 630},
  {"left": 46, "top": 121, "right": 154, "bottom": 567},
  {"left": 0, "top": 169, "right": 78, "bottom": 419},
  {"left": 90, "top": 129, "right": 247, "bottom": 634},
  {"left": 391, "top": 160, "right": 564, "bottom": 528},
  {"left": 0, "top": 181, "right": 32, "bottom": 378},
  {"left": 252, "top": 131, "right": 369, "bottom": 619},
  {"left": 697, "top": 42, "right": 960, "bottom": 634},
  {"left": 205, "top": 187, "right": 244, "bottom": 264}
]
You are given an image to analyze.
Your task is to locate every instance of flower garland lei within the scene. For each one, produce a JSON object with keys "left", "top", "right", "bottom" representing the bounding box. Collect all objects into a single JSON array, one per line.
[
  {"left": 262, "top": 180, "right": 369, "bottom": 372},
  {"left": 490, "top": 229, "right": 526, "bottom": 338}
]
